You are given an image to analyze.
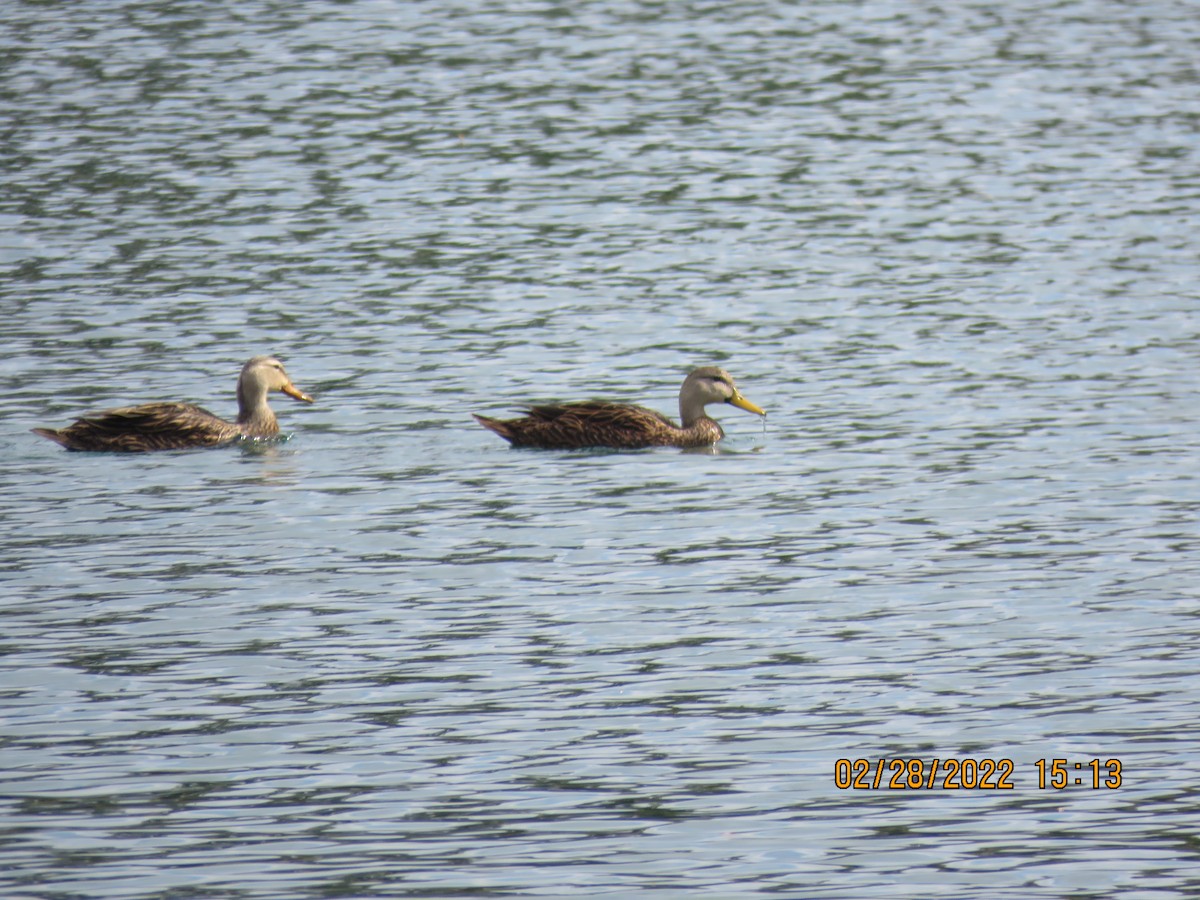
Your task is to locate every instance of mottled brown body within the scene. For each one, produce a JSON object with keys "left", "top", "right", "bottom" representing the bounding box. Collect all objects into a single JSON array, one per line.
[{"left": 474, "top": 401, "right": 725, "bottom": 449}]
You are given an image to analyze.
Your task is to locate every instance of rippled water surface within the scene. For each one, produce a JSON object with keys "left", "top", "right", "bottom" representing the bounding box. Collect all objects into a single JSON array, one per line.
[{"left": 4, "top": 1, "right": 1200, "bottom": 897}]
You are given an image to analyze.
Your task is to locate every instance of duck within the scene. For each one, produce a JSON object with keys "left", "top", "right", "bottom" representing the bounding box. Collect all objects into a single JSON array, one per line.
[
  {"left": 32, "top": 355, "right": 313, "bottom": 452},
  {"left": 473, "top": 366, "right": 765, "bottom": 450}
]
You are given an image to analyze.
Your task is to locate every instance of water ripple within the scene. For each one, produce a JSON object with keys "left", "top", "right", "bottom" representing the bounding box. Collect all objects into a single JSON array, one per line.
[{"left": 4, "top": 0, "right": 1200, "bottom": 897}]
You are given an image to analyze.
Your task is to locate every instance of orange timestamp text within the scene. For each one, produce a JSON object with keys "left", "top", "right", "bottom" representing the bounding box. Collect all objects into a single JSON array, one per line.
[{"left": 834, "top": 758, "right": 1123, "bottom": 790}]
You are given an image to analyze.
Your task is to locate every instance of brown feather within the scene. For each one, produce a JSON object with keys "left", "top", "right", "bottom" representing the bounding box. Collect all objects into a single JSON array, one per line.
[{"left": 475, "top": 402, "right": 717, "bottom": 449}]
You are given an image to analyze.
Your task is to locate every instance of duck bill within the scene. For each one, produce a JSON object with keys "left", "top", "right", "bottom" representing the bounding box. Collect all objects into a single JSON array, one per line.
[
  {"left": 729, "top": 393, "right": 766, "bottom": 417},
  {"left": 282, "top": 383, "right": 314, "bottom": 403}
]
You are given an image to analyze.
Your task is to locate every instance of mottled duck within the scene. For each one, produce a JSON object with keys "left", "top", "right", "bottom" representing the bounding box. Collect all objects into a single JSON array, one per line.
[
  {"left": 33, "top": 355, "right": 313, "bottom": 452},
  {"left": 473, "top": 366, "right": 765, "bottom": 450}
]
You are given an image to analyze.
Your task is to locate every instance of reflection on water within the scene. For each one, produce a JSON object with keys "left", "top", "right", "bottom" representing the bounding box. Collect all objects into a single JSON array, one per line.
[{"left": 3, "top": 0, "right": 1200, "bottom": 897}]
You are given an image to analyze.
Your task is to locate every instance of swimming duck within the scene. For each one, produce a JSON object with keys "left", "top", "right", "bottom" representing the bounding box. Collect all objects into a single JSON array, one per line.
[
  {"left": 473, "top": 366, "right": 765, "bottom": 450},
  {"left": 32, "top": 355, "right": 313, "bottom": 452}
]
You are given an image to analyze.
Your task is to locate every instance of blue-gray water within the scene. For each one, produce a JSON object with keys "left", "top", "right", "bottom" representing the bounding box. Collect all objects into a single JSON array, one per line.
[{"left": 3, "top": 1, "right": 1200, "bottom": 897}]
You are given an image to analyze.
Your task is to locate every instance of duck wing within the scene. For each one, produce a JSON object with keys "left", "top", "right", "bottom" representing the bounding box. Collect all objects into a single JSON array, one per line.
[{"left": 41, "top": 402, "right": 240, "bottom": 452}]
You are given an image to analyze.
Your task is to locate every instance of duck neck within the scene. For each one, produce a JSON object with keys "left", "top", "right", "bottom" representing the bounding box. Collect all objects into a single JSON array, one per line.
[
  {"left": 678, "top": 395, "right": 709, "bottom": 429},
  {"left": 236, "top": 379, "right": 278, "bottom": 435}
]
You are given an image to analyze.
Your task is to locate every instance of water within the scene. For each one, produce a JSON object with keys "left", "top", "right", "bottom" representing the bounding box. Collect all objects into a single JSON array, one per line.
[{"left": 3, "top": 0, "right": 1200, "bottom": 896}]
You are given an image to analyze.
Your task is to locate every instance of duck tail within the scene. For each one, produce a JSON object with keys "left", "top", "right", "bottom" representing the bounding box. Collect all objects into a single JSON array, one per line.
[
  {"left": 472, "top": 414, "right": 516, "bottom": 444},
  {"left": 32, "top": 427, "right": 71, "bottom": 448}
]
